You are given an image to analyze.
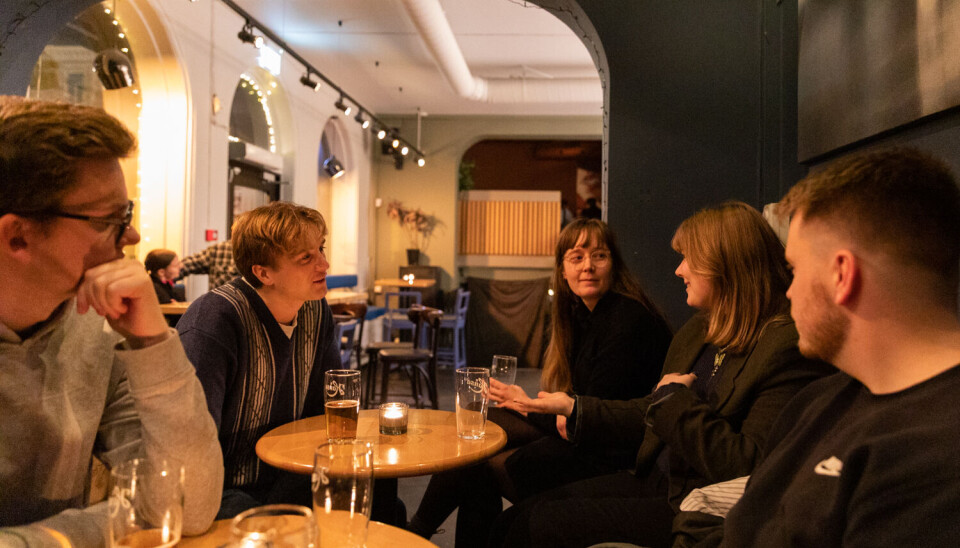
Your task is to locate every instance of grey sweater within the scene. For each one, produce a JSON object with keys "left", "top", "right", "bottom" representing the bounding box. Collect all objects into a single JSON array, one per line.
[{"left": 0, "top": 302, "right": 223, "bottom": 547}]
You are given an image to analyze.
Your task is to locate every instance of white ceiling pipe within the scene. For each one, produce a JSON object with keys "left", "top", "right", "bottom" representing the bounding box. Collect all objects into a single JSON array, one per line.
[{"left": 399, "top": 0, "right": 600, "bottom": 103}]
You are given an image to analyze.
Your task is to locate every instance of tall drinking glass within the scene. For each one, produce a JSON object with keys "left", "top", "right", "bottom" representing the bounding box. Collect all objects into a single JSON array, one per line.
[
  {"left": 230, "top": 504, "right": 315, "bottom": 548},
  {"left": 455, "top": 367, "right": 489, "bottom": 439},
  {"left": 312, "top": 441, "right": 375, "bottom": 548},
  {"left": 108, "top": 458, "right": 184, "bottom": 548},
  {"left": 489, "top": 355, "right": 518, "bottom": 399},
  {"left": 324, "top": 369, "right": 361, "bottom": 440}
]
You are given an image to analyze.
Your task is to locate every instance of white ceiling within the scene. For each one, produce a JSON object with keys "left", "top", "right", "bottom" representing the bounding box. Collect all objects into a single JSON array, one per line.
[{"left": 233, "top": 0, "right": 602, "bottom": 117}]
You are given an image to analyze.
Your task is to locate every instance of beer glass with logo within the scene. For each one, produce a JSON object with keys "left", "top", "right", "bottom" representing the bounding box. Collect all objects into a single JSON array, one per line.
[
  {"left": 325, "top": 370, "right": 361, "bottom": 441},
  {"left": 312, "top": 441, "right": 374, "bottom": 548},
  {"left": 455, "top": 367, "right": 489, "bottom": 439},
  {"left": 230, "top": 504, "right": 315, "bottom": 548},
  {"left": 108, "top": 458, "right": 184, "bottom": 548}
]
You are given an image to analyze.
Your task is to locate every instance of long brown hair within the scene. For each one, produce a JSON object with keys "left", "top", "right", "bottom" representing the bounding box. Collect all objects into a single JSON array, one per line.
[
  {"left": 541, "top": 219, "right": 670, "bottom": 392},
  {"left": 671, "top": 201, "right": 791, "bottom": 354}
]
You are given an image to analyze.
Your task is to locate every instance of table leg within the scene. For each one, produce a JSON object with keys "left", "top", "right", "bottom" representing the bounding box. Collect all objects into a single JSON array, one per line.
[{"left": 371, "top": 478, "right": 406, "bottom": 527}]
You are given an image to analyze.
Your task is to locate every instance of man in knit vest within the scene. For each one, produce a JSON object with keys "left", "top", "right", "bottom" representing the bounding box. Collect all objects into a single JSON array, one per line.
[
  {"left": 0, "top": 97, "right": 223, "bottom": 545},
  {"left": 177, "top": 201, "right": 340, "bottom": 519}
]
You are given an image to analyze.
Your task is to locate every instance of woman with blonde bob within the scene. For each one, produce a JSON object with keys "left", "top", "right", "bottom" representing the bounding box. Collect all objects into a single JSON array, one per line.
[
  {"left": 409, "top": 218, "right": 673, "bottom": 548},
  {"left": 492, "top": 201, "right": 832, "bottom": 548}
]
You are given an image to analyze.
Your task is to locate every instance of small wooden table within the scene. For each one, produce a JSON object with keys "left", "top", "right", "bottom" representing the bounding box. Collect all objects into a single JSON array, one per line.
[
  {"left": 325, "top": 290, "right": 368, "bottom": 305},
  {"left": 257, "top": 409, "right": 506, "bottom": 527},
  {"left": 374, "top": 278, "right": 437, "bottom": 291},
  {"left": 256, "top": 409, "right": 506, "bottom": 478},
  {"left": 179, "top": 516, "right": 437, "bottom": 548},
  {"left": 158, "top": 301, "right": 190, "bottom": 316}
]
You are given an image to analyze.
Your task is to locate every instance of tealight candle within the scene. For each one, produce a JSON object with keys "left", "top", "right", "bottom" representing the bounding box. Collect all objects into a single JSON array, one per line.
[{"left": 379, "top": 402, "right": 408, "bottom": 435}]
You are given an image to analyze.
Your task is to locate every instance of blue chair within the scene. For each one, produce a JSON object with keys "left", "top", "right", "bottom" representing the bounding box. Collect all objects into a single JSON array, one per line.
[
  {"left": 381, "top": 291, "right": 422, "bottom": 343},
  {"left": 436, "top": 289, "right": 470, "bottom": 369},
  {"left": 326, "top": 274, "right": 359, "bottom": 290},
  {"left": 333, "top": 317, "right": 359, "bottom": 369}
]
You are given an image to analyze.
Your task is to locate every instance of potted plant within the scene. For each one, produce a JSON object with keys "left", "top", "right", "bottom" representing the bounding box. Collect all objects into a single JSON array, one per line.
[{"left": 385, "top": 200, "right": 439, "bottom": 265}]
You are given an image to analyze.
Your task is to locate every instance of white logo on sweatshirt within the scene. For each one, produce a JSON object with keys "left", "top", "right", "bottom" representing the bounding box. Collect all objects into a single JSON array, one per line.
[{"left": 814, "top": 456, "right": 843, "bottom": 477}]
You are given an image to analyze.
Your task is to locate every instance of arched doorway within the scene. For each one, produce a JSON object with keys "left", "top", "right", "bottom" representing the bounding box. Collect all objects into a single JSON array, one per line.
[
  {"left": 318, "top": 117, "right": 359, "bottom": 273},
  {"left": 23, "top": 0, "right": 190, "bottom": 258}
]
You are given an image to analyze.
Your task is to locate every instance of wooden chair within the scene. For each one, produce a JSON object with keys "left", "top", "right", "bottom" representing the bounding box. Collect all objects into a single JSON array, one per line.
[{"left": 376, "top": 305, "right": 444, "bottom": 409}]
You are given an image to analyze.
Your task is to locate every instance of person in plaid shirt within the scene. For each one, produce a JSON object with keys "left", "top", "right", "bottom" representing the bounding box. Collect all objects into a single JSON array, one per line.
[{"left": 177, "top": 240, "right": 240, "bottom": 290}]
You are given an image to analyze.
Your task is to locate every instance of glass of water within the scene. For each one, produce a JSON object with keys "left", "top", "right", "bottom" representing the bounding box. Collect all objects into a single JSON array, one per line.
[{"left": 455, "top": 367, "right": 489, "bottom": 439}]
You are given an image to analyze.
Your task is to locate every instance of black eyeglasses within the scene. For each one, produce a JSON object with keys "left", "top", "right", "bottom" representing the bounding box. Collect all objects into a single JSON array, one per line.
[{"left": 49, "top": 200, "right": 135, "bottom": 244}]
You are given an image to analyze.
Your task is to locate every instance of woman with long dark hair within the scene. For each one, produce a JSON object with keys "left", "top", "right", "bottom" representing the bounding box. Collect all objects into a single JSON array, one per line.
[
  {"left": 408, "top": 218, "right": 673, "bottom": 547},
  {"left": 491, "top": 202, "right": 832, "bottom": 548}
]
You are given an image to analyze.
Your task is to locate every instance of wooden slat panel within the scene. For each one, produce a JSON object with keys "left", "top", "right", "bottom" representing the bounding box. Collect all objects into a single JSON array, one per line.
[{"left": 457, "top": 198, "right": 561, "bottom": 256}]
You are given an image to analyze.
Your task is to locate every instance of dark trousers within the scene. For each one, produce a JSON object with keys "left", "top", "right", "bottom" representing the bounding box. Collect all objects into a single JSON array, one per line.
[
  {"left": 410, "top": 408, "right": 631, "bottom": 547},
  {"left": 489, "top": 470, "right": 675, "bottom": 548}
]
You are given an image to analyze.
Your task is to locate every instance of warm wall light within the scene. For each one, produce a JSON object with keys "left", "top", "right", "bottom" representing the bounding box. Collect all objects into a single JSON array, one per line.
[
  {"left": 300, "top": 72, "right": 321, "bottom": 91},
  {"left": 391, "top": 138, "right": 400, "bottom": 149},
  {"left": 334, "top": 95, "right": 352, "bottom": 116},
  {"left": 94, "top": 48, "right": 135, "bottom": 89},
  {"left": 354, "top": 110, "right": 370, "bottom": 129},
  {"left": 323, "top": 156, "right": 345, "bottom": 179},
  {"left": 237, "top": 24, "right": 263, "bottom": 48}
]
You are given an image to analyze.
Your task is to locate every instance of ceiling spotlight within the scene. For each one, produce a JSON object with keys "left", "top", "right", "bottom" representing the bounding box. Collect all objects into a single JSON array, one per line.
[
  {"left": 238, "top": 25, "right": 263, "bottom": 48},
  {"left": 300, "top": 73, "right": 321, "bottom": 92},
  {"left": 94, "top": 48, "right": 135, "bottom": 90},
  {"left": 323, "top": 156, "right": 345, "bottom": 179},
  {"left": 400, "top": 146, "right": 409, "bottom": 156},
  {"left": 376, "top": 128, "right": 387, "bottom": 140},
  {"left": 417, "top": 156, "right": 425, "bottom": 167},
  {"left": 391, "top": 138, "right": 400, "bottom": 149},
  {"left": 354, "top": 110, "right": 370, "bottom": 129},
  {"left": 334, "top": 96, "right": 352, "bottom": 116}
]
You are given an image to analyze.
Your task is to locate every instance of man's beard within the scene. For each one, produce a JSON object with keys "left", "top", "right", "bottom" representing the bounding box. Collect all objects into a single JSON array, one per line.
[{"left": 797, "top": 281, "right": 850, "bottom": 363}]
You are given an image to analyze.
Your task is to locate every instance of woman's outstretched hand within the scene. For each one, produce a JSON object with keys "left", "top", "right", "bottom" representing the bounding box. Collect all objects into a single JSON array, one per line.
[{"left": 499, "top": 389, "right": 576, "bottom": 418}]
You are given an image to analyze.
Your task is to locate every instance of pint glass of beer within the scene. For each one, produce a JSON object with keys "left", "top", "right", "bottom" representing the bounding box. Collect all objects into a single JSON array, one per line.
[{"left": 325, "top": 369, "right": 361, "bottom": 440}]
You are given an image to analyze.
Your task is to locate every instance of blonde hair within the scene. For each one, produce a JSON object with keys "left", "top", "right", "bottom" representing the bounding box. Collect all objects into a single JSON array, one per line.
[
  {"left": 541, "top": 218, "right": 670, "bottom": 392},
  {"left": 671, "top": 201, "right": 790, "bottom": 354},
  {"left": 232, "top": 202, "right": 327, "bottom": 288}
]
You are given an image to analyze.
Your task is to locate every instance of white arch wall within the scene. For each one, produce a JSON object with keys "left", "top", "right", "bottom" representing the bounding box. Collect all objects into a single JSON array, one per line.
[{"left": 146, "top": 0, "right": 373, "bottom": 296}]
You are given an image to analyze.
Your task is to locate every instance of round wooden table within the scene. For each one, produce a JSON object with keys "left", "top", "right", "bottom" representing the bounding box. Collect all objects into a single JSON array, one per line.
[
  {"left": 256, "top": 409, "right": 507, "bottom": 478},
  {"left": 179, "top": 516, "right": 437, "bottom": 547}
]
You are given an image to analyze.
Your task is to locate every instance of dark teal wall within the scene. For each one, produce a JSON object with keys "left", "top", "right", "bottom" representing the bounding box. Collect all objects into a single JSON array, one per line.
[
  {"left": 571, "top": 0, "right": 804, "bottom": 326},
  {"left": 0, "top": 1, "right": 99, "bottom": 94}
]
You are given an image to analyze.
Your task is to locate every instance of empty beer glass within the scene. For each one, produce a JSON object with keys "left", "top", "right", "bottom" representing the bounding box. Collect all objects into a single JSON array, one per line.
[
  {"left": 108, "top": 458, "right": 184, "bottom": 548},
  {"left": 455, "top": 367, "right": 489, "bottom": 439},
  {"left": 312, "top": 441, "right": 374, "bottom": 548}
]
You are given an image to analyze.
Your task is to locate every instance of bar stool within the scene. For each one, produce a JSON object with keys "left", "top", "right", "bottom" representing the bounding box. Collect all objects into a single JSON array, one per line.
[{"left": 376, "top": 305, "right": 443, "bottom": 409}]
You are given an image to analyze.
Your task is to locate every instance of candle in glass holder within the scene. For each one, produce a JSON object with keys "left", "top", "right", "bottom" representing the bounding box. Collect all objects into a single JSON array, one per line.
[{"left": 379, "top": 402, "right": 408, "bottom": 435}]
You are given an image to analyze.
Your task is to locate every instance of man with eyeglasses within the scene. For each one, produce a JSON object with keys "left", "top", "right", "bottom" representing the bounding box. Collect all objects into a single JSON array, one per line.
[{"left": 0, "top": 97, "right": 223, "bottom": 545}]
